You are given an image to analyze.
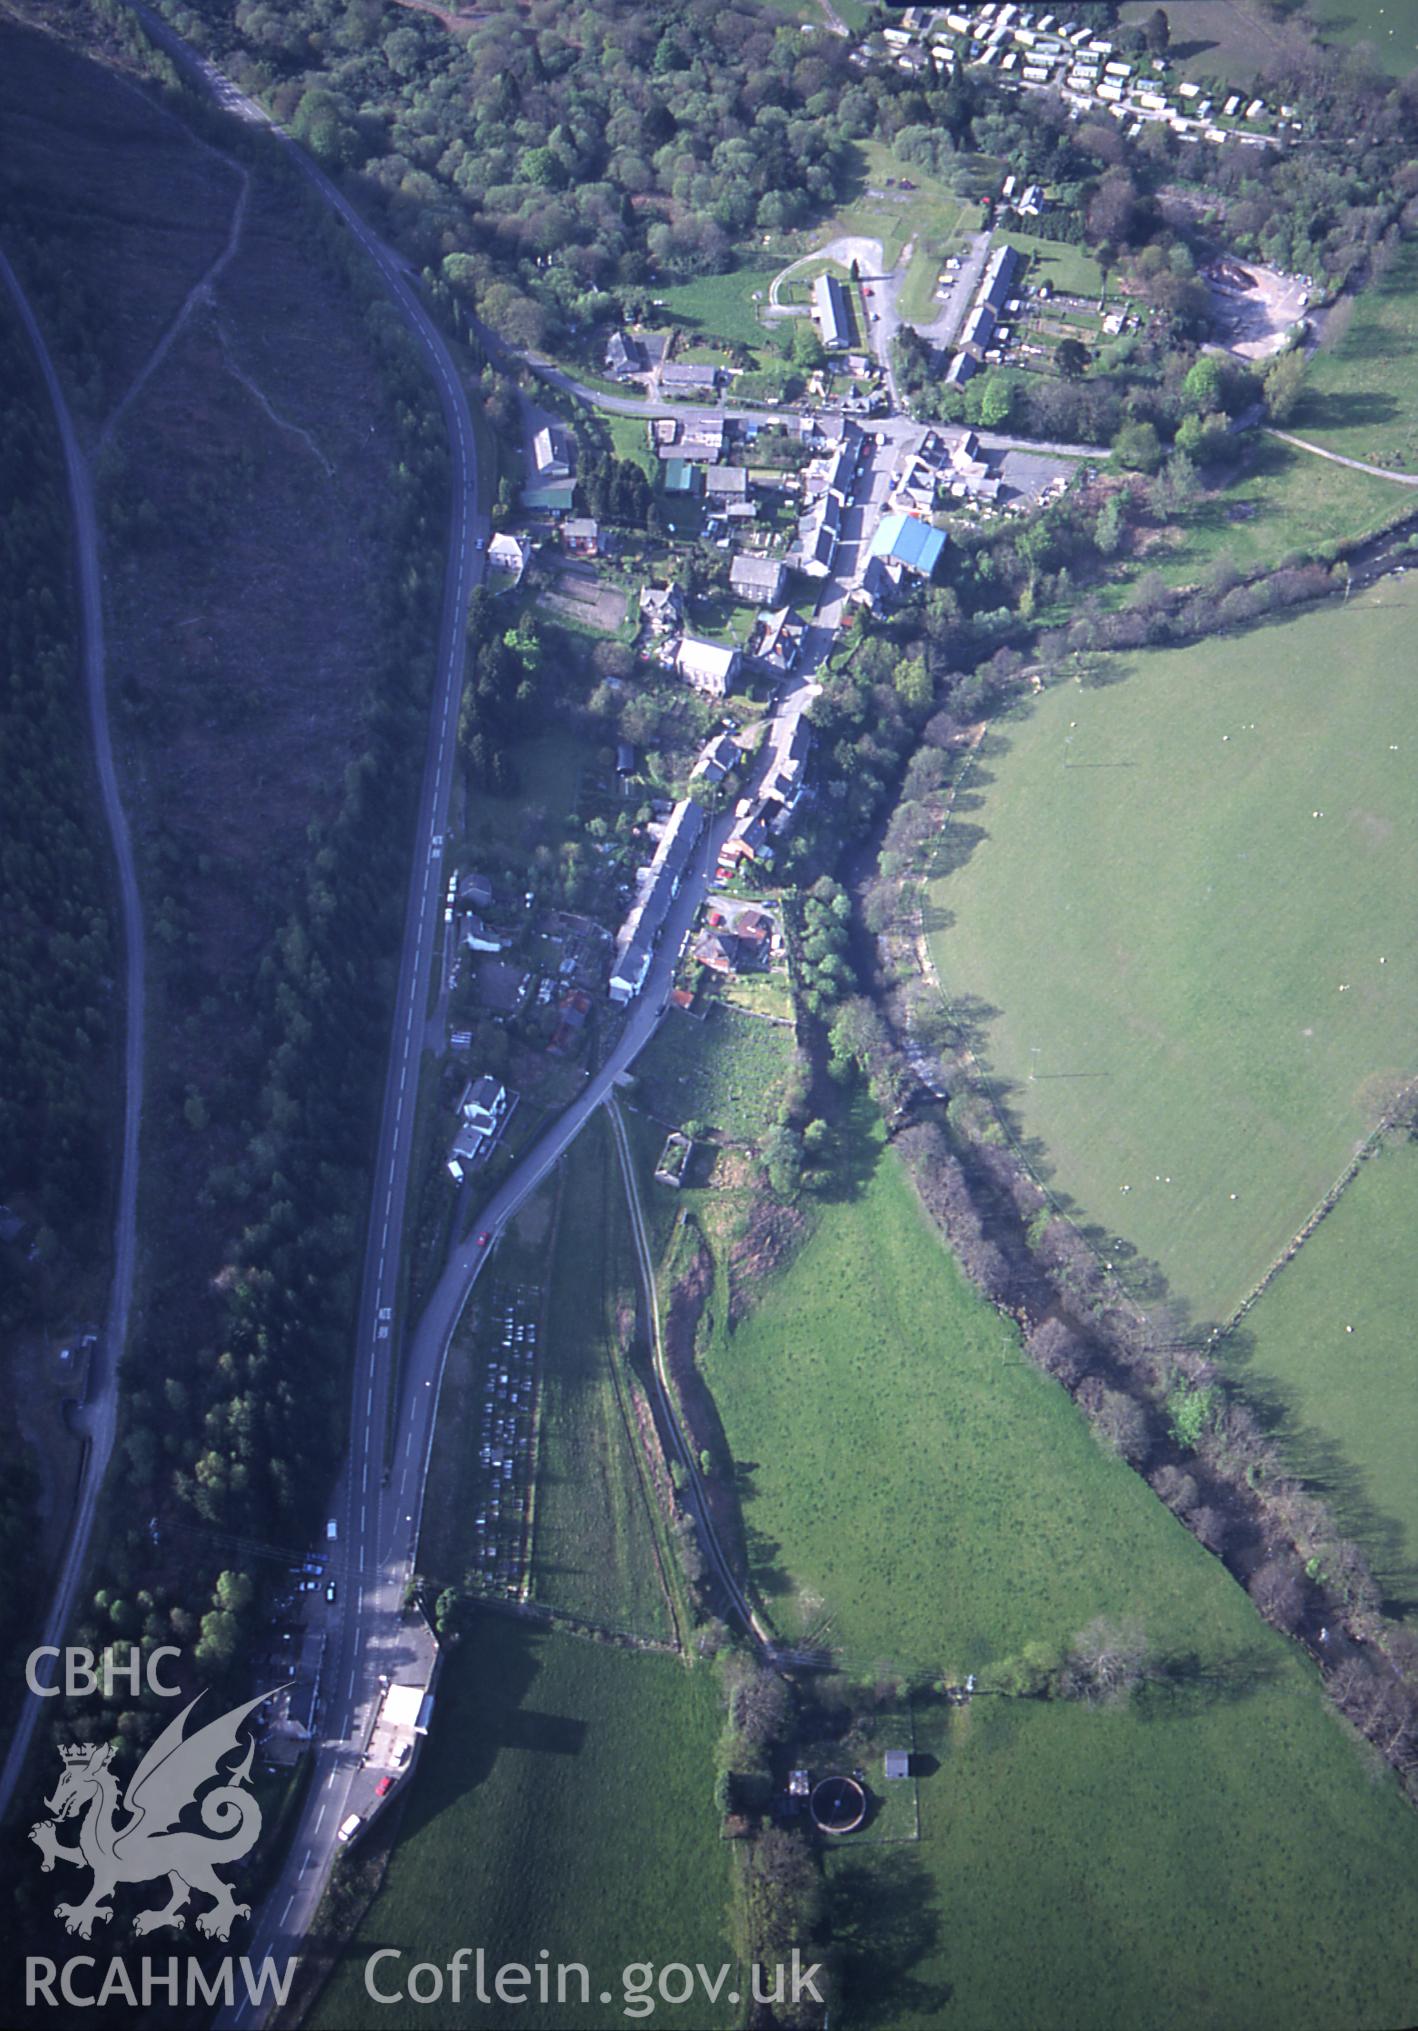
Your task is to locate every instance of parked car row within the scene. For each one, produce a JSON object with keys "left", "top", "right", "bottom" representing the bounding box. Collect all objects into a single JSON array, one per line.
[{"left": 472, "top": 1286, "right": 539, "bottom": 1598}]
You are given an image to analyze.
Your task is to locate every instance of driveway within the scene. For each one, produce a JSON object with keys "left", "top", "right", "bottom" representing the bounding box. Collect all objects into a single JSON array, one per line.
[
  {"left": 768, "top": 235, "right": 886, "bottom": 312},
  {"left": 907, "top": 228, "right": 991, "bottom": 347}
]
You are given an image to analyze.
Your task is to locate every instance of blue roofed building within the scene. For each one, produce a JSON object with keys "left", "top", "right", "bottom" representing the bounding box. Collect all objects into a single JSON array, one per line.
[{"left": 869, "top": 512, "right": 948, "bottom": 581}]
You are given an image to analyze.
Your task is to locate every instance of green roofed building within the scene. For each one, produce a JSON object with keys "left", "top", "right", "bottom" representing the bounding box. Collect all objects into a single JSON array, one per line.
[{"left": 521, "top": 481, "right": 576, "bottom": 514}]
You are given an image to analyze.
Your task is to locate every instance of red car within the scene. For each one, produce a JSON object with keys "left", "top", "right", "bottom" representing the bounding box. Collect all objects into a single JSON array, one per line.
[
  {"left": 477, "top": 1231, "right": 491, "bottom": 1248},
  {"left": 376, "top": 1776, "right": 394, "bottom": 1798}
]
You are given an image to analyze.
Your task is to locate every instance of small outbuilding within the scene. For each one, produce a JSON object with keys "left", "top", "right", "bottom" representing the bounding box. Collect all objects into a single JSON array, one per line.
[{"left": 884, "top": 1750, "right": 911, "bottom": 1781}]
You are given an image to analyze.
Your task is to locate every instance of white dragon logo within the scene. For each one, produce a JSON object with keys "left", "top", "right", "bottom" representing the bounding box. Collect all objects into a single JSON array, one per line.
[{"left": 29, "top": 1687, "right": 279, "bottom": 1942}]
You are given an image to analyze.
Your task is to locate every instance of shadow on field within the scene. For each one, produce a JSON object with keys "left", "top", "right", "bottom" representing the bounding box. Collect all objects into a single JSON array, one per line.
[
  {"left": 827, "top": 1847, "right": 949, "bottom": 2026},
  {"left": 1136, "top": 1645, "right": 1284, "bottom": 1720},
  {"left": 395, "top": 1622, "right": 580, "bottom": 1841},
  {"left": 1295, "top": 386, "right": 1402, "bottom": 430},
  {"left": 1218, "top": 1328, "right": 1418, "bottom": 1618},
  {"left": 812, "top": 1111, "right": 885, "bottom": 1205},
  {"left": 744, "top": 1523, "right": 796, "bottom": 1606},
  {"left": 1166, "top": 38, "right": 1221, "bottom": 66}
]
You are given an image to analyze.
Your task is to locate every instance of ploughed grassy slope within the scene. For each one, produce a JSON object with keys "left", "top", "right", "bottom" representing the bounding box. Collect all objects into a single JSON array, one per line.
[
  {"left": 696, "top": 1111, "right": 1418, "bottom": 2028},
  {"left": 926, "top": 583, "right": 1418, "bottom": 1330},
  {"left": 312, "top": 1622, "right": 735, "bottom": 2031}
]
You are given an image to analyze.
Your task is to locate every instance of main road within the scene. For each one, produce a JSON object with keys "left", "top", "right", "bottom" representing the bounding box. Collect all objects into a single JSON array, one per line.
[
  {"left": 116, "top": 21, "right": 799, "bottom": 2016},
  {"left": 0, "top": 253, "right": 145, "bottom": 1822}
]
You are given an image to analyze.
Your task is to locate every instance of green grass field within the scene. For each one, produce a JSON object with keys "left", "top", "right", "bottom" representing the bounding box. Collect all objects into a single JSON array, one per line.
[
  {"left": 419, "top": 1118, "right": 674, "bottom": 1638},
  {"left": 1006, "top": 228, "right": 1107, "bottom": 301},
  {"left": 1234, "top": 1134, "right": 1418, "bottom": 1614},
  {"left": 927, "top": 583, "right": 1418, "bottom": 1327},
  {"left": 679, "top": 1108, "right": 1418, "bottom": 2026},
  {"left": 531, "top": 1114, "right": 676, "bottom": 1637},
  {"left": 897, "top": 205, "right": 985, "bottom": 325},
  {"left": 312, "top": 1624, "right": 735, "bottom": 2030},
  {"left": 831, "top": 1688, "right": 1418, "bottom": 2030},
  {"left": 1128, "top": 432, "right": 1407, "bottom": 589},
  {"left": 467, "top": 723, "right": 584, "bottom": 851},
  {"left": 700, "top": 1105, "right": 1231, "bottom": 1670},
  {"left": 1304, "top": 0, "right": 1418, "bottom": 74},
  {"left": 812, "top": 140, "right": 989, "bottom": 274},
  {"left": 652, "top": 267, "right": 779, "bottom": 350},
  {"left": 631, "top": 1001, "right": 800, "bottom": 1143},
  {"left": 1292, "top": 237, "right": 1418, "bottom": 473},
  {"left": 605, "top": 411, "right": 656, "bottom": 479},
  {"left": 1118, "top": 0, "right": 1293, "bottom": 83}
]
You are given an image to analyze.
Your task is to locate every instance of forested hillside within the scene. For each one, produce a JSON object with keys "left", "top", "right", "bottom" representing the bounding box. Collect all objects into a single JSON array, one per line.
[
  {"left": 0, "top": 290, "right": 110, "bottom": 1685},
  {"left": 160, "top": 0, "right": 1418, "bottom": 363}
]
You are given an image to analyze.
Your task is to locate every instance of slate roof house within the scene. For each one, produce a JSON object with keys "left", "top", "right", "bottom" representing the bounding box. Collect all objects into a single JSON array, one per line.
[
  {"left": 729, "top": 552, "right": 788, "bottom": 606},
  {"left": 639, "top": 581, "right": 686, "bottom": 633},
  {"left": 675, "top": 636, "right": 742, "bottom": 698},
  {"left": 605, "top": 330, "right": 646, "bottom": 379},
  {"left": 813, "top": 270, "right": 851, "bottom": 351}
]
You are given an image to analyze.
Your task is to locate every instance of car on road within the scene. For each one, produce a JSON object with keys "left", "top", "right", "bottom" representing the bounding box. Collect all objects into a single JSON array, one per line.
[
  {"left": 376, "top": 1775, "right": 395, "bottom": 1798},
  {"left": 477, "top": 1231, "right": 491, "bottom": 1247},
  {"left": 337, "top": 1814, "right": 363, "bottom": 1845},
  {"left": 325, "top": 1581, "right": 337, "bottom": 1604}
]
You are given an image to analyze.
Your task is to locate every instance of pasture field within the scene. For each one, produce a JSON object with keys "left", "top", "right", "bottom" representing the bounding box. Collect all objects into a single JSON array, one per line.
[
  {"left": 1007, "top": 228, "right": 1108, "bottom": 301},
  {"left": 1304, "top": 0, "right": 1418, "bottom": 74},
  {"left": 830, "top": 1689, "right": 1418, "bottom": 2030},
  {"left": 700, "top": 1105, "right": 1249, "bottom": 1671},
  {"left": 1121, "top": 432, "right": 1407, "bottom": 590},
  {"left": 531, "top": 1113, "right": 676, "bottom": 1638},
  {"left": 651, "top": 266, "right": 780, "bottom": 350},
  {"left": 1292, "top": 237, "right": 1418, "bottom": 473},
  {"left": 688, "top": 1111, "right": 1418, "bottom": 2025},
  {"left": 312, "top": 1624, "right": 734, "bottom": 2030},
  {"left": 631, "top": 1001, "right": 801, "bottom": 1143},
  {"left": 926, "top": 583, "right": 1418, "bottom": 1327},
  {"left": 1233, "top": 1134, "right": 1418, "bottom": 1615},
  {"left": 1118, "top": 0, "right": 1294, "bottom": 82}
]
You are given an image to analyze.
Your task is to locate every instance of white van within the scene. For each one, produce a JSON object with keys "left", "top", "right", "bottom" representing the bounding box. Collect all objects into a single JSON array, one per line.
[
  {"left": 337, "top": 1814, "right": 362, "bottom": 1845},
  {"left": 326, "top": 1519, "right": 338, "bottom": 1542}
]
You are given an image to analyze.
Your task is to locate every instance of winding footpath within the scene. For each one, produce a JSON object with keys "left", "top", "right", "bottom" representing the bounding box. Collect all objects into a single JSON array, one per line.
[
  {"left": 1266, "top": 424, "right": 1418, "bottom": 486},
  {"left": 0, "top": 252, "right": 145, "bottom": 1822}
]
